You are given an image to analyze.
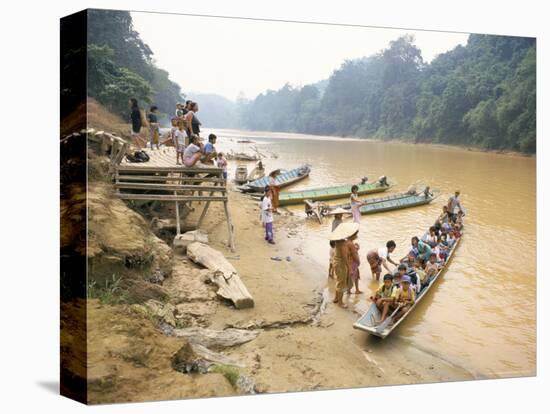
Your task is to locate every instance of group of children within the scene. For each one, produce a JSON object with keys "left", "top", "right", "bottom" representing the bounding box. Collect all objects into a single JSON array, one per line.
[
  {"left": 370, "top": 205, "right": 464, "bottom": 326},
  {"left": 166, "top": 112, "right": 228, "bottom": 178}
]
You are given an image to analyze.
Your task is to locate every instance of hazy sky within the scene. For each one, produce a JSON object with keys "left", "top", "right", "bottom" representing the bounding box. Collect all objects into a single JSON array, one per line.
[{"left": 131, "top": 12, "right": 469, "bottom": 101}]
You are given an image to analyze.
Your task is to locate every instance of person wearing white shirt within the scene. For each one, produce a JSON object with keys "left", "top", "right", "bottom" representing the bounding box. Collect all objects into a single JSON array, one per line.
[{"left": 261, "top": 186, "right": 275, "bottom": 244}]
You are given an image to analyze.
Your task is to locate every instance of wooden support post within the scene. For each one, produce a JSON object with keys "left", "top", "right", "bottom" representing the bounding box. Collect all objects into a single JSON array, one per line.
[
  {"left": 174, "top": 180, "right": 181, "bottom": 235},
  {"left": 224, "top": 200, "right": 235, "bottom": 252},
  {"left": 197, "top": 179, "right": 219, "bottom": 228},
  {"left": 197, "top": 201, "right": 210, "bottom": 228},
  {"left": 175, "top": 199, "right": 181, "bottom": 235}
]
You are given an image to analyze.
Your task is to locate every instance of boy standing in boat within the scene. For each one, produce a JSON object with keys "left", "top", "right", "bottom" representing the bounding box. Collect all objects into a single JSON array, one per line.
[
  {"left": 261, "top": 186, "right": 275, "bottom": 244},
  {"left": 447, "top": 190, "right": 464, "bottom": 219}
]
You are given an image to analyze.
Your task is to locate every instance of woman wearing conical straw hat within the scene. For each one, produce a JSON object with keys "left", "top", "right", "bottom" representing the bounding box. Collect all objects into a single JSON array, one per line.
[{"left": 329, "top": 222, "right": 360, "bottom": 308}]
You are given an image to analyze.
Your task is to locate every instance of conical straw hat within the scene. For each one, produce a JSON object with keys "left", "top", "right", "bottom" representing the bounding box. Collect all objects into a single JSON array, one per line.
[{"left": 329, "top": 222, "right": 360, "bottom": 241}]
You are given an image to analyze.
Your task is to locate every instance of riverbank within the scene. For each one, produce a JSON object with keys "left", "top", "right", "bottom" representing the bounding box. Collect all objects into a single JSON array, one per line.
[{"left": 77, "top": 178, "right": 474, "bottom": 403}]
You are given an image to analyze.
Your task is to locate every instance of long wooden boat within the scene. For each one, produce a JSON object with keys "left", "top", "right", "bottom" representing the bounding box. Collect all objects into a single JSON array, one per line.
[
  {"left": 237, "top": 164, "right": 311, "bottom": 193},
  {"left": 353, "top": 214, "right": 463, "bottom": 338},
  {"left": 326, "top": 191, "right": 438, "bottom": 215},
  {"left": 304, "top": 191, "right": 439, "bottom": 222},
  {"left": 274, "top": 178, "right": 393, "bottom": 206}
]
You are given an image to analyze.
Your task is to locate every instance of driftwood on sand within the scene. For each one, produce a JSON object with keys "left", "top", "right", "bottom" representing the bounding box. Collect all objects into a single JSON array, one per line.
[
  {"left": 172, "top": 326, "right": 260, "bottom": 349},
  {"left": 173, "top": 230, "right": 209, "bottom": 253},
  {"left": 187, "top": 242, "right": 254, "bottom": 309}
]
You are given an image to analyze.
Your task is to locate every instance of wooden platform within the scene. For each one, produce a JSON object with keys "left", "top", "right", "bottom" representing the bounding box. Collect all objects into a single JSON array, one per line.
[
  {"left": 115, "top": 147, "right": 235, "bottom": 251},
  {"left": 120, "top": 147, "right": 219, "bottom": 169}
]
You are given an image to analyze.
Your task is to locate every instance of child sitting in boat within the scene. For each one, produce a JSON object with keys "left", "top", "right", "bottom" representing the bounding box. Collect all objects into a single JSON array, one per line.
[
  {"left": 424, "top": 253, "right": 442, "bottom": 280},
  {"left": 393, "top": 263, "right": 407, "bottom": 280},
  {"left": 424, "top": 226, "right": 439, "bottom": 248},
  {"left": 390, "top": 275, "right": 416, "bottom": 325},
  {"left": 370, "top": 274, "right": 396, "bottom": 323},
  {"left": 437, "top": 234, "right": 450, "bottom": 261},
  {"left": 414, "top": 257, "right": 428, "bottom": 291},
  {"left": 392, "top": 272, "right": 402, "bottom": 289},
  {"left": 395, "top": 263, "right": 419, "bottom": 292},
  {"left": 401, "top": 253, "right": 416, "bottom": 270}
]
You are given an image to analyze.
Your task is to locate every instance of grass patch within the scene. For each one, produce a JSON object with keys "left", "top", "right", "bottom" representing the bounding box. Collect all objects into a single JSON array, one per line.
[
  {"left": 88, "top": 273, "right": 128, "bottom": 304},
  {"left": 210, "top": 364, "right": 240, "bottom": 387}
]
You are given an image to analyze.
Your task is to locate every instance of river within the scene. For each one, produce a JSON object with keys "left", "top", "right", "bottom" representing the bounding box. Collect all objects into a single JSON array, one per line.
[{"left": 209, "top": 128, "right": 536, "bottom": 380}]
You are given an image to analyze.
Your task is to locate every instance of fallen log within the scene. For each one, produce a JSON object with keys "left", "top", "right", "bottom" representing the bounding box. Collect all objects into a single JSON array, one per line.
[
  {"left": 173, "top": 230, "right": 209, "bottom": 253},
  {"left": 187, "top": 242, "right": 254, "bottom": 309},
  {"left": 172, "top": 327, "right": 260, "bottom": 349}
]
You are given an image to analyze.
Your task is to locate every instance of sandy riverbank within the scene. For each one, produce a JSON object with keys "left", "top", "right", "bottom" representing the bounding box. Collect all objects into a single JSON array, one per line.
[{"left": 78, "top": 178, "right": 473, "bottom": 404}]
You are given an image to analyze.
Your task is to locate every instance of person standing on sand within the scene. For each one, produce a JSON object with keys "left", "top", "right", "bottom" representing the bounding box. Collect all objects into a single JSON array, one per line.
[
  {"left": 330, "top": 222, "right": 360, "bottom": 308},
  {"left": 328, "top": 208, "right": 346, "bottom": 278},
  {"left": 261, "top": 186, "right": 275, "bottom": 244},
  {"left": 348, "top": 241, "right": 362, "bottom": 294}
]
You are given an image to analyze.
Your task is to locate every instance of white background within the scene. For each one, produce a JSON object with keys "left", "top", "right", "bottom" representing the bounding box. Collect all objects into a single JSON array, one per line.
[{"left": 0, "top": 0, "right": 547, "bottom": 412}]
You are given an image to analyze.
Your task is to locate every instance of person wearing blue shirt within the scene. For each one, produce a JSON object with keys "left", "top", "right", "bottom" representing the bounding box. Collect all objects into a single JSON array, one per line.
[
  {"left": 411, "top": 236, "right": 432, "bottom": 262},
  {"left": 202, "top": 134, "right": 218, "bottom": 163}
]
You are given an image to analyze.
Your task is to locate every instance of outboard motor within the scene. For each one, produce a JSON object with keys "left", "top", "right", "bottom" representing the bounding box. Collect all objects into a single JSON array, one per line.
[{"left": 361, "top": 176, "right": 369, "bottom": 185}]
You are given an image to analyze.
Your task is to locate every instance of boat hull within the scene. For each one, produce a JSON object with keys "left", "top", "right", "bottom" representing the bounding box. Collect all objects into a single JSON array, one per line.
[
  {"left": 319, "top": 192, "right": 439, "bottom": 216},
  {"left": 238, "top": 165, "right": 311, "bottom": 193}
]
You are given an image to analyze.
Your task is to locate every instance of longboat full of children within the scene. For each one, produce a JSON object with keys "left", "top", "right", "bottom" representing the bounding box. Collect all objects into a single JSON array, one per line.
[{"left": 352, "top": 193, "right": 465, "bottom": 338}]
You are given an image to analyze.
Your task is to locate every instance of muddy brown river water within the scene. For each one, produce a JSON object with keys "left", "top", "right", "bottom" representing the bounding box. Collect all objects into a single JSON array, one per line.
[{"left": 209, "top": 128, "right": 536, "bottom": 380}]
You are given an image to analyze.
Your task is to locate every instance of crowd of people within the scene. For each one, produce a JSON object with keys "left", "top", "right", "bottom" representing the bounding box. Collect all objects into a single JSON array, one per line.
[
  {"left": 127, "top": 98, "right": 228, "bottom": 177},
  {"left": 328, "top": 189, "right": 465, "bottom": 326}
]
